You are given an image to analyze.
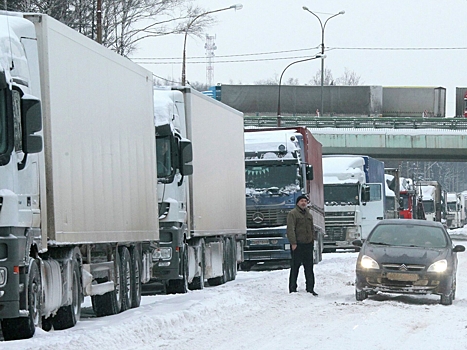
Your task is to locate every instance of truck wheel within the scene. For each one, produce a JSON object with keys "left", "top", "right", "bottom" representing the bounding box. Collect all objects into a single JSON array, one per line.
[
  {"left": 1, "top": 259, "right": 41, "bottom": 341},
  {"left": 119, "top": 246, "right": 132, "bottom": 312},
  {"left": 167, "top": 244, "right": 189, "bottom": 294},
  {"left": 440, "top": 291, "right": 453, "bottom": 305},
  {"left": 52, "top": 257, "right": 82, "bottom": 330},
  {"left": 129, "top": 246, "right": 142, "bottom": 308},
  {"left": 189, "top": 240, "right": 205, "bottom": 290},
  {"left": 91, "top": 248, "right": 122, "bottom": 316},
  {"left": 225, "top": 238, "right": 232, "bottom": 282},
  {"left": 208, "top": 240, "right": 228, "bottom": 286},
  {"left": 230, "top": 238, "right": 237, "bottom": 281}
]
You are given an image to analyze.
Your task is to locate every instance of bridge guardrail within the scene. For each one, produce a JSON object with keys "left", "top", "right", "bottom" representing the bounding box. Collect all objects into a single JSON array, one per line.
[{"left": 244, "top": 116, "right": 467, "bottom": 130}]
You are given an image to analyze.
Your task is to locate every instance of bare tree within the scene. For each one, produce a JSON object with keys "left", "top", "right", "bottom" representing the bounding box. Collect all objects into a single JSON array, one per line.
[
  {"left": 335, "top": 68, "right": 363, "bottom": 86},
  {"left": 308, "top": 68, "right": 334, "bottom": 86},
  {"left": 6, "top": 0, "right": 215, "bottom": 56}
]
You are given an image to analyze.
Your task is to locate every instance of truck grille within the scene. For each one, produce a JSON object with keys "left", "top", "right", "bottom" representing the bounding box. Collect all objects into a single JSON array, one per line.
[
  {"left": 246, "top": 209, "right": 289, "bottom": 228},
  {"left": 324, "top": 226, "right": 346, "bottom": 241},
  {"left": 325, "top": 212, "right": 355, "bottom": 226}
]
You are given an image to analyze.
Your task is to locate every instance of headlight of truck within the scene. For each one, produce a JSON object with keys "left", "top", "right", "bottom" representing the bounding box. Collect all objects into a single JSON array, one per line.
[
  {"left": 346, "top": 227, "right": 358, "bottom": 239},
  {"left": 152, "top": 247, "right": 172, "bottom": 261},
  {"left": 427, "top": 259, "right": 447, "bottom": 273},
  {"left": 360, "top": 255, "right": 379, "bottom": 269}
]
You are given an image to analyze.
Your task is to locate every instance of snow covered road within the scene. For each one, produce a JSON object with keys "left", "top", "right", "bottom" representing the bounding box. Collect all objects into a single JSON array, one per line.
[{"left": 3, "top": 240, "right": 467, "bottom": 350}]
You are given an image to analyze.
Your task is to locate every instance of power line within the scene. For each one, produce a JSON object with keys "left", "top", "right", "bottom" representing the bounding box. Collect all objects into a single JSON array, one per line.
[
  {"left": 133, "top": 46, "right": 467, "bottom": 65},
  {"left": 132, "top": 46, "right": 320, "bottom": 61}
]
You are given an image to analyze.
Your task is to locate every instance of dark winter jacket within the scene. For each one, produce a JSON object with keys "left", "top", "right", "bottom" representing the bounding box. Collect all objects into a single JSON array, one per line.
[{"left": 286, "top": 206, "right": 315, "bottom": 245}]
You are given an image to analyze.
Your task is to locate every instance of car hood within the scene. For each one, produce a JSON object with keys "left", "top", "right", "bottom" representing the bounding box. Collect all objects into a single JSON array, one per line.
[{"left": 363, "top": 244, "right": 448, "bottom": 265}]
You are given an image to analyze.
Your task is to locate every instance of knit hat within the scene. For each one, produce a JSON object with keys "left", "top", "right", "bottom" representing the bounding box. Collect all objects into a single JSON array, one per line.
[{"left": 296, "top": 194, "right": 309, "bottom": 204}]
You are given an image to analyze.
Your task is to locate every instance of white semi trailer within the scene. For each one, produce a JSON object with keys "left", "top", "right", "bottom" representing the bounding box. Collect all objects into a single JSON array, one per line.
[
  {"left": 0, "top": 13, "right": 159, "bottom": 340},
  {"left": 147, "top": 87, "right": 246, "bottom": 293}
]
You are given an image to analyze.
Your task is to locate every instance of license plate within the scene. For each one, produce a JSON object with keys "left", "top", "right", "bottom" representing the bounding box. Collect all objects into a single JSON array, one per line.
[
  {"left": 386, "top": 272, "right": 418, "bottom": 282},
  {"left": 251, "top": 239, "right": 269, "bottom": 245}
]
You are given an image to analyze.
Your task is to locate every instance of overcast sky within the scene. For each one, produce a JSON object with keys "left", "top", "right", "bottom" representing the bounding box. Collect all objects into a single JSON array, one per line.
[{"left": 132, "top": 0, "right": 467, "bottom": 116}]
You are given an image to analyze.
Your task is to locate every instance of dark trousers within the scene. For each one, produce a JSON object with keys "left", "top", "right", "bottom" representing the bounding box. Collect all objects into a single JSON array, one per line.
[{"left": 289, "top": 243, "right": 315, "bottom": 292}]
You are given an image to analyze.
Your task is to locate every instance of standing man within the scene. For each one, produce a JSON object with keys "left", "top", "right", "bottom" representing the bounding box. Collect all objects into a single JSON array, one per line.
[{"left": 286, "top": 194, "right": 317, "bottom": 295}]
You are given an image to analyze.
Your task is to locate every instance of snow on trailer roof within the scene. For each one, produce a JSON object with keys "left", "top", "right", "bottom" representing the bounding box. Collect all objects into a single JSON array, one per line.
[
  {"left": 322, "top": 155, "right": 365, "bottom": 184},
  {"left": 244, "top": 129, "right": 301, "bottom": 159},
  {"left": 420, "top": 185, "right": 436, "bottom": 200},
  {"left": 385, "top": 174, "right": 395, "bottom": 197}
]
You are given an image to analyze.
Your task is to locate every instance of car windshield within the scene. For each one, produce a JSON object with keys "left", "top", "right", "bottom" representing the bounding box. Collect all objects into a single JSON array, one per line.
[{"left": 368, "top": 224, "right": 448, "bottom": 248}]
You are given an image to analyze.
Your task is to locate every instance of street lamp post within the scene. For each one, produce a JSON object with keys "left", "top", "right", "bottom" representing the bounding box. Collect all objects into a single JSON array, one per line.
[
  {"left": 277, "top": 54, "right": 325, "bottom": 127},
  {"left": 181, "top": 4, "right": 242, "bottom": 86},
  {"left": 302, "top": 6, "right": 344, "bottom": 116}
]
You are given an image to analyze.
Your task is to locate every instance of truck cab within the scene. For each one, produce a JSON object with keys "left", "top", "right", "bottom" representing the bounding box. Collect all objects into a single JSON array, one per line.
[
  {"left": 323, "top": 155, "right": 385, "bottom": 250},
  {"left": 243, "top": 128, "right": 324, "bottom": 269}
]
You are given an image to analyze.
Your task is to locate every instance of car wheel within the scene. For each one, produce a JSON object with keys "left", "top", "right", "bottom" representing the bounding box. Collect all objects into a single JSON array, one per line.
[
  {"left": 440, "top": 292, "right": 453, "bottom": 306},
  {"left": 355, "top": 288, "right": 368, "bottom": 301}
]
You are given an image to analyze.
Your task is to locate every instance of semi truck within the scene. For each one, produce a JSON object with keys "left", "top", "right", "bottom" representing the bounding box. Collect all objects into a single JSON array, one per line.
[
  {"left": 384, "top": 169, "right": 400, "bottom": 219},
  {"left": 455, "top": 87, "right": 467, "bottom": 118},
  {"left": 399, "top": 177, "right": 417, "bottom": 219},
  {"left": 0, "top": 13, "right": 159, "bottom": 340},
  {"left": 323, "top": 155, "right": 385, "bottom": 250},
  {"left": 417, "top": 181, "right": 446, "bottom": 223},
  {"left": 242, "top": 127, "right": 324, "bottom": 269},
  {"left": 446, "top": 192, "right": 462, "bottom": 229},
  {"left": 146, "top": 87, "right": 246, "bottom": 293}
]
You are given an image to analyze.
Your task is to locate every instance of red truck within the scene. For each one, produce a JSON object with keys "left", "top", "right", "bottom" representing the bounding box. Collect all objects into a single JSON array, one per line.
[{"left": 243, "top": 127, "right": 324, "bottom": 269}]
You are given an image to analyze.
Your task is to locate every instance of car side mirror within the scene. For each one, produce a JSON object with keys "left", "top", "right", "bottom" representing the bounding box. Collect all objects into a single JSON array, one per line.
[{"left": 453, "top": 245, "right": 465, "bottom": 253}]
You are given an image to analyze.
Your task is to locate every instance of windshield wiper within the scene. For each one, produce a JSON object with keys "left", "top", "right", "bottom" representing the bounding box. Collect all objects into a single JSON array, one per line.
[{"left": 370, "top": 242, "right": 391, "bottom": 246}]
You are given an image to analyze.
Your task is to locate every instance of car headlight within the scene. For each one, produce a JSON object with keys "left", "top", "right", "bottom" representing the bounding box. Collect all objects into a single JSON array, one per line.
[
  {"left": 427, "top": 259, "right": 447, "bottom": 273},
  {"left": 152, "top": 247, "right": 172, "bottom": 261},
  {"left": 360, "top": 255, "right": 379, "bottom": 269}
]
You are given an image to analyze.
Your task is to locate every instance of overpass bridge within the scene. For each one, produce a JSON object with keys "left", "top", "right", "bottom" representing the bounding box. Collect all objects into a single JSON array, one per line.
[{"left": 243, "top": 116, "right": 467, "bottom": 162}]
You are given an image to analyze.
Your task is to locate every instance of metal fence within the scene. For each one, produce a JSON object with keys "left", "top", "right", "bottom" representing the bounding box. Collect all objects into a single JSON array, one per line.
[{"left": 244, "top": 116, "right": 467, "bottom": 130}]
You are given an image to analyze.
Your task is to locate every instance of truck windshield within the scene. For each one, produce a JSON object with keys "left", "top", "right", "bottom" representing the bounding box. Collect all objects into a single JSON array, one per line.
[
  {"left": 245, "top": 164, "right": 300, "bottom": 189},
  {"left": 324, "top": 184, "right": 359, "bottom": 205},
  {"left": 156, "top": 136, "right": 172, "bottom": 178},
  {"left": 0, "top": 89, "right": 7, "bottom": 155},
  {"left": 423, "top": 200, "right": 434, "bottom": 213},
  {"left": 447, "top": 202, "right": 457, "bottom": 211}
]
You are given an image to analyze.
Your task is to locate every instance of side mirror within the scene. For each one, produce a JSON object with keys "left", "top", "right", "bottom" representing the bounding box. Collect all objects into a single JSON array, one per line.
[
  {"left": 453, "top": 245, "right": 465, "bottom": 253},
  {"left": 21, "top": 95, "right": 42, "bottom": 153},
  {"left": 352, "top": 239, "right": 363, "bottom": 247},
  {"left": 305, "top": 164, "right": 313, "bottom": 180},
  {"left": 179, "top": 139, "right": 192, "bottom": 176}
]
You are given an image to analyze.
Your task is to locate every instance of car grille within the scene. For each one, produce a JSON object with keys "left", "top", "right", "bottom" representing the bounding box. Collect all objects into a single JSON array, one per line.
[
  {"left": 246, "top": 209, "right": 289, "bottom": 227},
  {"left": 382, "top": 263, "right": 425, "bottom": 272}
]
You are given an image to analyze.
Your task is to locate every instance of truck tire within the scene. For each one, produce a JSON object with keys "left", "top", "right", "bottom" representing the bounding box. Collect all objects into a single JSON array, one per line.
[
  {"left": 1, "top": 259, "right": 41, "bottom": 341},
  {"left": 52, "top": 257, "right": 82, "bottom": 330},
  {"left": 129, "top": 246, "right": 142, "bottom": 308},
  {"left": 119, "top": 246, "right": 132, "bottom": 312},
  {"left": 225, "top": 238, "right": 232, "bottom": 282},
  {"left": 91, "top": 248, "right": 122, "bottom": 316},
  {"left": 166, "top": 244, "right": 189, "bottom": 294},
  {"left": 208, "top": 239, "right": 228, "bottom": 286},
  {"left": 230, "top": 238, "right": 237, "bottom": 281},
  {"left": 189, "top": 240, "right": 205, "bottom": 290}
]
